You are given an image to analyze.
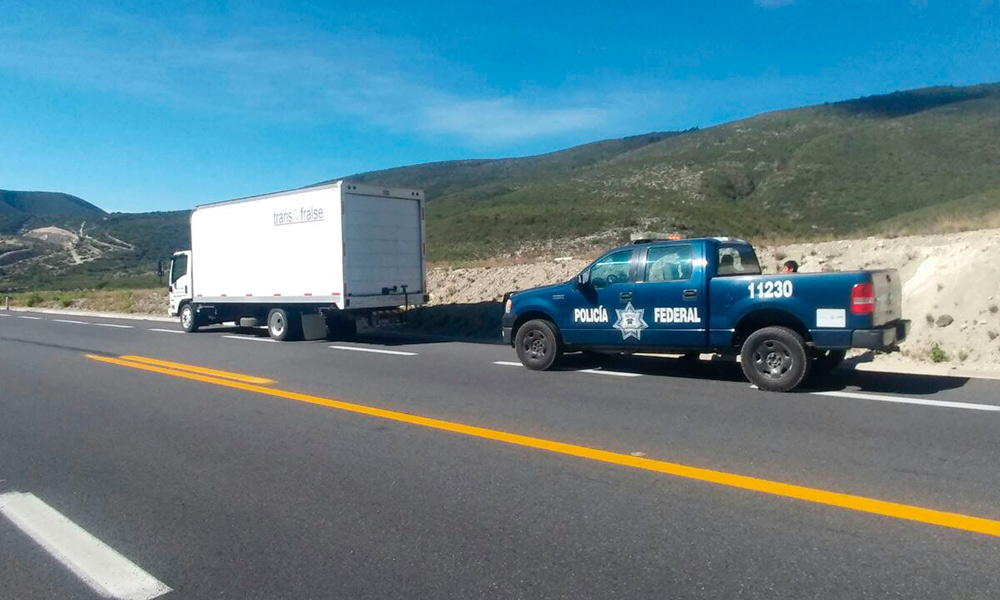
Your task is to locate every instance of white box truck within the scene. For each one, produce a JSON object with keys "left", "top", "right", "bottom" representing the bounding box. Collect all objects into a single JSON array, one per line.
[{"left": 167, "top": 181, "right": 427, "bottom": 341}]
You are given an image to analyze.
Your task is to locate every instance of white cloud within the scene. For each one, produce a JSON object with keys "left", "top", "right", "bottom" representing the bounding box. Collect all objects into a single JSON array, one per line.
[{"left": 0, "top": 14, "right": 617, "bottom": 146}]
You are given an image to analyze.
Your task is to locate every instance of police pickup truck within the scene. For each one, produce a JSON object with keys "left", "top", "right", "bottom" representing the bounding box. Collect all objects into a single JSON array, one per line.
[{"left": 501, "top": 237, "right": 909, "bottom": 392}]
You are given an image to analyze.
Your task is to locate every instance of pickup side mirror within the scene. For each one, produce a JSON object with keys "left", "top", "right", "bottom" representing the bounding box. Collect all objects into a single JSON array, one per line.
[{"left": 574, "top": 269, "right": 590, "bottom": 289}]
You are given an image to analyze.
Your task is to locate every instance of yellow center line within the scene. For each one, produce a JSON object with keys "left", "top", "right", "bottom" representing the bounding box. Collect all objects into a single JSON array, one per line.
[
  {"left": 117, "top": 355, "right": 275, "bottom": 385},
  {"left": 86, "top": 353, "right": 1000, "bottom": 539}
]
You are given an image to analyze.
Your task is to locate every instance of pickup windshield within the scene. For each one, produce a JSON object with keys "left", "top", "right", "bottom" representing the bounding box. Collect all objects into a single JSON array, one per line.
[{"left": 717, "top": 243, "right": 761, "bottom": 276}]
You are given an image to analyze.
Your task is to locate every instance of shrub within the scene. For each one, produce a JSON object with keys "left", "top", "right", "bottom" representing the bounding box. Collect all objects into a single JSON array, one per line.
[
  {"left": 958, "top": 350, "right": 969, "bottom": 362},
  {"left": 59, "top": 297, "right": 72, "bottom": 308},
  {"left": 990, "top": 304, "right": 999, "bottom": 314},
  {"left": 925, "top": 313, "right": 935, "bottom": 325},
  {"left": 989, "top": 331, "right": 999, "bottom": 341},
  {"left": 929, "top": 345, "right": 947, "bottom": 363},
  {"left": 25, "top": 292, "right": 43, "bottom": 307}
]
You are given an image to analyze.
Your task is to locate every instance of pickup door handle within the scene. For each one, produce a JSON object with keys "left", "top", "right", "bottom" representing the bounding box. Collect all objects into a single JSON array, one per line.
[
  {"left": 619, "top": 291, "right": 633, "bottom": 301},
  {"left": 683, "top": 289, "right": 698, "bottom": 300}
]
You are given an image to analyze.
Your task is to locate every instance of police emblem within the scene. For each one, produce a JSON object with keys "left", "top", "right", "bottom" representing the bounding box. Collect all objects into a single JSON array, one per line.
[{"left": 613, "top": 302, "right": 648, "bottom": 340}]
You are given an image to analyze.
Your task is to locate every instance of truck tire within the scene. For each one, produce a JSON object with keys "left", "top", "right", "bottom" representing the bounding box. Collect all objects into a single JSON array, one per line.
[
  {"left": 515, "top": 319, "right": 562, "bottom": 371},
  {"left": 180, "top": 303, "right": 199, "bottom": 333},
  {"left": 740, "top": 326, "right": 811, "bottom": 392},
  {"left": 811, "top": 349, "right": 847, "bottom": 378},
  {"left": 268, "top": 308, "right": 302, "bottom": 341}
]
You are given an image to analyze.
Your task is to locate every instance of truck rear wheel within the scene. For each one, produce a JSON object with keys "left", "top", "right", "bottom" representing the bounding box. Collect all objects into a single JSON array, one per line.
[
  {"left": 515, "top": 319, "right": 562, "bottom": 371},
  {"left": 740, "top": 326, "right": 810, "bottom": 392},
  {"left": 268, "top": 308, "right": 302, "bottom": 341},
  {"left": 180, "top": 303, "right": 199, "bottom": 333}
]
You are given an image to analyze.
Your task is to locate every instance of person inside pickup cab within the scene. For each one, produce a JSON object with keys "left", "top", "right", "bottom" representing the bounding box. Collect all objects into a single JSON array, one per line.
[{"left": 781, "top": 260, "right": 799, "bottom": 273}]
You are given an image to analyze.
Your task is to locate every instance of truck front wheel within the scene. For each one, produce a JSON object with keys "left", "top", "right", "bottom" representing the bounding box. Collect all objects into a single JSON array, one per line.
[
  {"left": 740, "top": 326, "right": 810, "bottom": 392},
  {"left": 515, "top": 319, "right": 562, "bottom": 371},
  {"left": 268, "top": 308, "right": 302, "bottom": 341},
  {"left": 180, "top": 304, "right": 199, "bottom": 333}
]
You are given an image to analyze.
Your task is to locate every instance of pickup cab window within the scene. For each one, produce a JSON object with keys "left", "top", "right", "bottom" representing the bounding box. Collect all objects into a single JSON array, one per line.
[
  {"left": 717, "top": 244, "right": 761, "bottom": 276},
  {"left": 645, "top": 245, "right": 693, "bottom": 282},
  {"left": 589, "top": 249, "right": 633, "bottom": 289}
]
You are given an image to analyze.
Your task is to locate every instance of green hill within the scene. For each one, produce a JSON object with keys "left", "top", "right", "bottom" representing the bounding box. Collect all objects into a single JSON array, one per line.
[
  {"left": 343, "top": 82, "right": 1000, "bottom": 260},
  {"left": 3, "top": 81, "right": 1000, "bottom": 290},
  {"left": 0, "top": 190, "right": 106, "bottom": 234}
]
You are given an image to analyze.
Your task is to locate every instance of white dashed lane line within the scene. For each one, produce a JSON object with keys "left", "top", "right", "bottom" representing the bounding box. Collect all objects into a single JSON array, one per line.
[
  {"left": 0, "top": 492, "right": 172, "bottom": 600},
  {"left": 52, "top": 319, "right": 90, "bottom": 325},
  {"left": 329, "top": 345, "right": 417, "bottom": 356},
  {"left": 493, "top": 361, "right": 642, "bottom": 377},
  {"left": 93, "top": 323, "right": 134, "bottom": 329},
  {"left": 812, "top": 390, "right": 1000, "bottom": 412},
  {"left": 148, "top": 328, "right": 183, "bottom": 334},
  {"left": 18, "top": 316, "right": 43, "bottom": 320},
  {"left": 222, "top": 335, "right": 278, "bottom": 343},
  {"left": 578, "top": 368, "right": 643, "bottom": 378}
]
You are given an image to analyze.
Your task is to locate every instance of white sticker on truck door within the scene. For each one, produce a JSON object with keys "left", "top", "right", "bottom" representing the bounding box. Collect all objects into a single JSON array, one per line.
[{"left": 816, "top": 308, "right": 846, "bottom": 328}]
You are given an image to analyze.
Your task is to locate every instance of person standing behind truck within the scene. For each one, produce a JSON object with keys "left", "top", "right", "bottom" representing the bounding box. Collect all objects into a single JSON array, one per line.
[{"left": 781, "top": 260, "right": 799, "bottom": 273}]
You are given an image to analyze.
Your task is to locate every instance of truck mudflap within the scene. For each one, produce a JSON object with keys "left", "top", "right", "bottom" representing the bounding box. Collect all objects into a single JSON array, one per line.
[
  {"left": 852, "top": 319, "right": 911, "bottom": 349},
  {"left": 501, "top": 312, "right": 516, "bottom": 345}
]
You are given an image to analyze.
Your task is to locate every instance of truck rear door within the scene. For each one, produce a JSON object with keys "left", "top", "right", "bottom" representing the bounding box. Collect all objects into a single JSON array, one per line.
[
  {"left": 631, "top": 242, "right": 707, "bottom": 347},
  {"left": 342, "top": 191, "right": 424, "bottom": 299}
]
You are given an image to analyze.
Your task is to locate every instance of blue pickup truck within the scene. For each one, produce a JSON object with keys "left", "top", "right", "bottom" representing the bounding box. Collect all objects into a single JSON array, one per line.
[{"left": 501, "top": 237, "right": 909, "bottom": 392}]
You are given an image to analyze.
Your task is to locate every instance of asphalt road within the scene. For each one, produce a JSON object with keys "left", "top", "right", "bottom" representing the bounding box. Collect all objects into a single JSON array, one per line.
[{"left": 2, "top": 309, "right": 999, "bottom": 599}]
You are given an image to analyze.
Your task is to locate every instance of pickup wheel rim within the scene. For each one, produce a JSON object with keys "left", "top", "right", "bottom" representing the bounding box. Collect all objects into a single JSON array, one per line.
[
  {"left": 753, "top": 340, "right": 792, "bottom": 379},
  {"left": 523, "top": 328, "right": 548, "bottom": 361}
]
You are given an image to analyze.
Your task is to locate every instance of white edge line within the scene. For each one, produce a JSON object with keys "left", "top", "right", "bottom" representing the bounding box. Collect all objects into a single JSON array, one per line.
[
  {"left": 52, "top": 319, "right": 90, "bottom": 325},
  {"left": 812, "top": 390, "right": 1000, "bottom": 412},
  {"left": 0, "top": 492, "right": 171, "bottom": 600},
  {"left": 579, "top": 368, "right": 643, "bottom": 378},
  {"left": 329, "top": 345, "right": 417, "bottom": 356},
  {"left": 18, "top": 316, "right": 43, "bottom": 320},
  {"left": 222, "top": 335, "right": 278, "bottom": 343},
  {"left": 94, "top": 323, "right": 134, "bottom": 329},
  {"left": 0, "top": 313, "right": 10, "bottom": 317},
  {"left": 493, "top": 361, "right": 523, "bottom": 367},
  {"left": 148, "top": 328, "right": 183, "bottom": 334}
]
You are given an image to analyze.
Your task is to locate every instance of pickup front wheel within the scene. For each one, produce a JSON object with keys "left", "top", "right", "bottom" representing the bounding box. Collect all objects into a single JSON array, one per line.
[
  {"left": 741, "top": 326, "right": 810, "bottom": 392},
  {"left": 515, "top": 319, "right": 562, "bottom": 371}
]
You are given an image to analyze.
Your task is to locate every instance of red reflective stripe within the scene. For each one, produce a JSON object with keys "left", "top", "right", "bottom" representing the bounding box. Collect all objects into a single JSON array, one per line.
[
  {"left": 246, "top": 294, "right": 253, "bottom": 297},
  {"left": 304, "top": 293, "right": 312, "bottom": 297},
  {"left": 274, "top": 293, "right": 281, "bottom": 297}
]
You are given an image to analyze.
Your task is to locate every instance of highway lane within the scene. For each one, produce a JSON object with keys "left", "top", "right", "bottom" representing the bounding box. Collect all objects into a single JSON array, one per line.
[{"left": 2, "top": 310, "right": 1000, "bottom": 598}]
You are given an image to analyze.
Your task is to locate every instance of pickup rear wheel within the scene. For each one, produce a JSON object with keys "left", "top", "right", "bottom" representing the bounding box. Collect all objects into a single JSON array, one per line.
[
  {"left": 515, "top": 319, "right": 562, "bottom": 371},
  {"left": 741, "top": 326, "right": 810, "bottom": 392}
]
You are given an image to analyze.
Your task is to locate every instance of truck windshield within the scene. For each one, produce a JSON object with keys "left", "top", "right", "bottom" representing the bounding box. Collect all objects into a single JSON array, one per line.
[{"left": 717, "top": 244, "right": 761, "bottom": 276}]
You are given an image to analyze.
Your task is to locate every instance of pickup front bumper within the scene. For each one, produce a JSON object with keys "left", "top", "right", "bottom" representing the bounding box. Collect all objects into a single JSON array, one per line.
[{"left": 852, "top": 319, "right": 911, "bottom": 349}]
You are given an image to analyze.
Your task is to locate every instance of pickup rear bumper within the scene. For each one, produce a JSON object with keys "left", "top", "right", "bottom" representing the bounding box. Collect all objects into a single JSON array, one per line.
[{"left": 851, "top": 319, "right": 911, "bottom": 349}]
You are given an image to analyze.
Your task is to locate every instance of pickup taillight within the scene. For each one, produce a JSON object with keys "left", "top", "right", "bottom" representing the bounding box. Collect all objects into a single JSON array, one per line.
[{"left": 850, "top": 282, "right": 875, "bottom": 315}]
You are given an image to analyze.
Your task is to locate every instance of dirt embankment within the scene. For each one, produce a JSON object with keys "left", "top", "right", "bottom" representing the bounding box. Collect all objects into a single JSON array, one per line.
[
  {"left": 426, "top": 229, "right": 1000, "bottom": 369},
  {"left": 7, "top": 229, "right": 999, "bottom": 369}
]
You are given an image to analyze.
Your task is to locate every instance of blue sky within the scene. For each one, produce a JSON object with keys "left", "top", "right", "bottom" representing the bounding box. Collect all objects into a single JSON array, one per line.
[{"left": 0, "top": 0, "right": 997, "bottom": 212}]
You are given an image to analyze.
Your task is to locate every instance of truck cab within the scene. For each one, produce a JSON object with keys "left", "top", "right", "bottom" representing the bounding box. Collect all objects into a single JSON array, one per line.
[
  {"left": 168, "top": 251, "right": 192, "bottom": 319},
  {"left": 502, "top": 237, "right": 910, "bottom": 392}
]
